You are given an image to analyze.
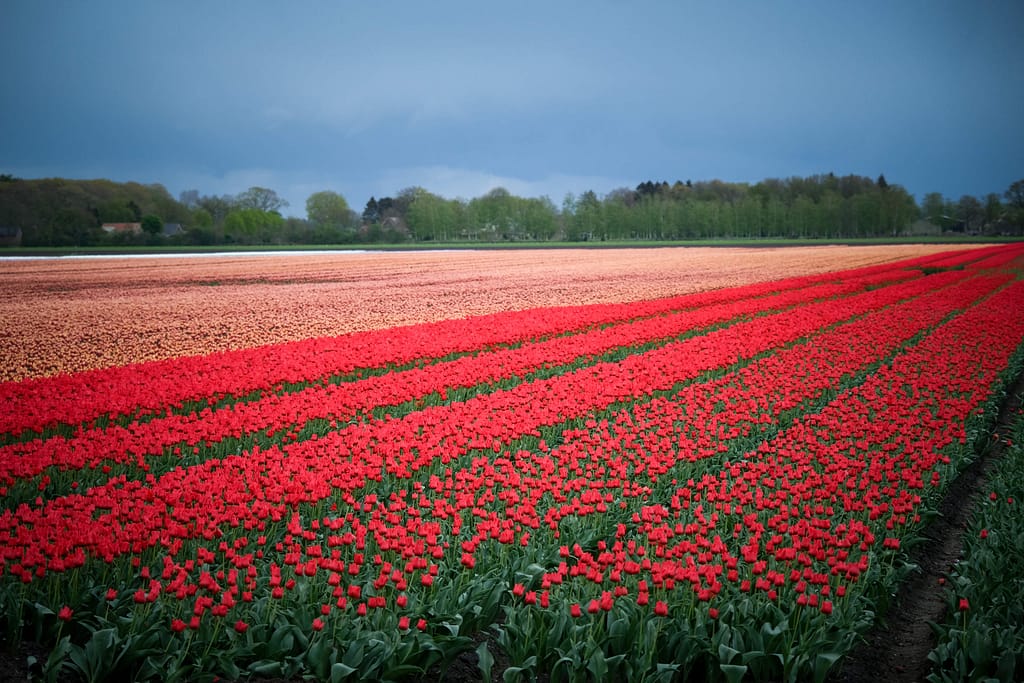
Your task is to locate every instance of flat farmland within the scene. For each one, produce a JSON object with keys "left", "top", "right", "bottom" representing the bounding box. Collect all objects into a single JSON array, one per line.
[
  {"left": 0, "top": 245, "right": 974, "bottom": 382},
  {"left": 2, "top": 243, "right": 1022, "bottom": 683}
]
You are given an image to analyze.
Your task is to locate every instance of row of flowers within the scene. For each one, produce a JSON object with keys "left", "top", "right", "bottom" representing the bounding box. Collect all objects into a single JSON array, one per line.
[
  {"left": 0, "top": 265, "right": 921, "bottom": 491},
  {"left": 2, "top": 245, "right": 991, "bottom": 438},
  {"left": 475, "top": 264, "right": 1024, "bottom": 680},
  {"left": 5, "top": 269, "right": 988, "bottom": 514},
  {"left": 1, "top": 243, "right": 1021, "bottom": 681},
  {"left": 0, "top": 245, "right": 974, "bottom": 383},
  {"left": 2, "top": 262, "right": 1004, "bottom": 577},
  {"left": 928, "top": 403, "right": 1024, "bottom": 682}
]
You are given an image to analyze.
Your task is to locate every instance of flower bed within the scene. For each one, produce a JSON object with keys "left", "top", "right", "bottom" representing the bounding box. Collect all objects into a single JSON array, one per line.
[{"left": 0, "top": 243, "right": 1021, "bottom": 682}]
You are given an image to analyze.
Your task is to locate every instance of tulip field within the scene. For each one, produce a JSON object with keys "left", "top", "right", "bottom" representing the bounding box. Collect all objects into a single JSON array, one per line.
[
  {"left": 1, "top": 243, "right": 1023, "bottom": 682},
  {"left": 0, "top": 245, "right": 970, "bottom": 382}
]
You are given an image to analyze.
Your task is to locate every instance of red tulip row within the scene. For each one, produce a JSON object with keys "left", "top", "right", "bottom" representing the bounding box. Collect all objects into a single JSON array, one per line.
[
  {"left": 0, "top": 263, "right": 1009, "bottom": 580},
  {"left": 0, "top": 259, "right": 930, "bottom": 438},
  {"left": 687, "top": 275, "right": 1024, "bottom": 603},
  {"left": 472, "top": 265, "right": 1024, "bottom": 679},
  {"left": 261, "top": 271, "right": 1018, "bottom": 622},
  {"left": 0, "top": 268, "right": 968, "bottom": 491},
  {"left": 0, "top": 270, "right": 899, "bottom": 485},
  {"left": 136, "top": 262, "right": 1022, "bottom": 676},
  {"left": 528, "top": 274, "right": 1024, "bottom": 610},
  {"left": 1, "top": 244, "right": 1021, "bottom": 682}
]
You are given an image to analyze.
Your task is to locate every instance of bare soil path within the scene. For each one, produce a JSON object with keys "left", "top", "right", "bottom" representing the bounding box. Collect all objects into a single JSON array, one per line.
[{"left": 834, "top": 369, "right": 1024, "bottom": 683}]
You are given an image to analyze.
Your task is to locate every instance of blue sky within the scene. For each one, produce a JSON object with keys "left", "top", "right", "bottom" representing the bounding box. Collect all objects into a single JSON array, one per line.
[{"left": 2, "top": 1, "right": 1022, "bottom": 217}]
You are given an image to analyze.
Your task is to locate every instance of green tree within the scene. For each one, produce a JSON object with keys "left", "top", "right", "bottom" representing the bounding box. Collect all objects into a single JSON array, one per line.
[
  {"left": 560, "top": 193, "right": 578, "bottom": 240},
  {"left": 141, "top": 214, "right": 163, "bottom": 235},
  {"left": 236, "top": 186, "right": 288, "bottom": 213},
  {"left": 764, "top": 196, "right": 788, "bottom": 237},
  {"left": 50, "top": 206, "right": 100, "bottom": 246},
  {"left": 601, "top": 192, "right": 631, "bottom": 240},
  {"left": 191, "top": 206, "right": 213, "bottom": 229},
  {"left": 305, "top": 190, "right": 351, "bottom": 229},
  {"left": 921, "top": 192, "right": 945, "bottom": 224},
  {"left": 98, "top": 200, "right": 136, "bottom": 223},
  {"left": 791, "top": 195, "right": 815, "bottom": 237},
  {"left": 851, "top": 193, "right": 881, "bottom": 237},
  {"left": 183, "top": 210, "right": 217, "bottom": 245},
  {"left": 983, "top": 193, "right": 1003, "bottom": 232},
  {"left": 877, "top": 184, "right": 917, "bottom": 236},
  {"left": 635, "top": 195, "right": 666, "bottom": 239},
  {"left": 391, "top": 187, "right": 423, "bottom": 223},
  {"left": 957, "top": 195, "right": 983, "bottom": 233},
  {"left": 223, "top": 208, "right": 285, "bottom": 244},
  {"left": 470, "top": 188, "right": 518, "bottom": 238},
  {"left": 0, "top": 177, "right": 192, "bottom": 246},
  {"left": 573, "top": 190, "right": 604, "bottom": 240},
  {"left": 406, "top": 189, "right": 462, "bottom": 241},
  {"left": 1004, "top": 180, "right": 1024, "bottom": 230},
  {"left": 819, "top": 191, "right": 843, "bottom": 239},
  {"left": 197, "top": 195, "right": 235, "bottom": 229},
  {"left": 362, "top": 197, "right": 381, "bottom": 224},
  {"left": 523, "top": 197, "right": 558, "bottom": 240},
  {"left": 1005, "top": 179, "right": 1024, "bottom": 211}
]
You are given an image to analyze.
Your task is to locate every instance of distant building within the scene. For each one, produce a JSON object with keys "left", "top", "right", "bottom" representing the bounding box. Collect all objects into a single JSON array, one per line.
[
  {"left": 162, "top": 223, "right": 184, "bottom": 237},
  {"left": 101, "top": 222, "right": 142, "bottom": 235}
]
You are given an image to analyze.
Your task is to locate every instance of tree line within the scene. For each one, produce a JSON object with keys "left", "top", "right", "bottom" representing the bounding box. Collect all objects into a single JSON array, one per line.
[{"left": 1, "top": 172, "right": 1022, "bottom": 247}]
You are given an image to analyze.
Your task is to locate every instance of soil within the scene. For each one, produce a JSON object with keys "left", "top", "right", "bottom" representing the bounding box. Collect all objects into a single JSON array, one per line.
[
  {"left": 3, "top": 371, "right": 1020, "bottom": 683},
  {"left": 0, "top": 641, "right": 64, "bottom": 683},
  {"left": 832, "top": 368, "right": 1024, "bottom": 683}
]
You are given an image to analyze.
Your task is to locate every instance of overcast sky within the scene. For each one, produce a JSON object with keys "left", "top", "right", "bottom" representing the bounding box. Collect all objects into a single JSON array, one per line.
[{"left": 2, "top": 1, "right": 1022, "bottom": 217}]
